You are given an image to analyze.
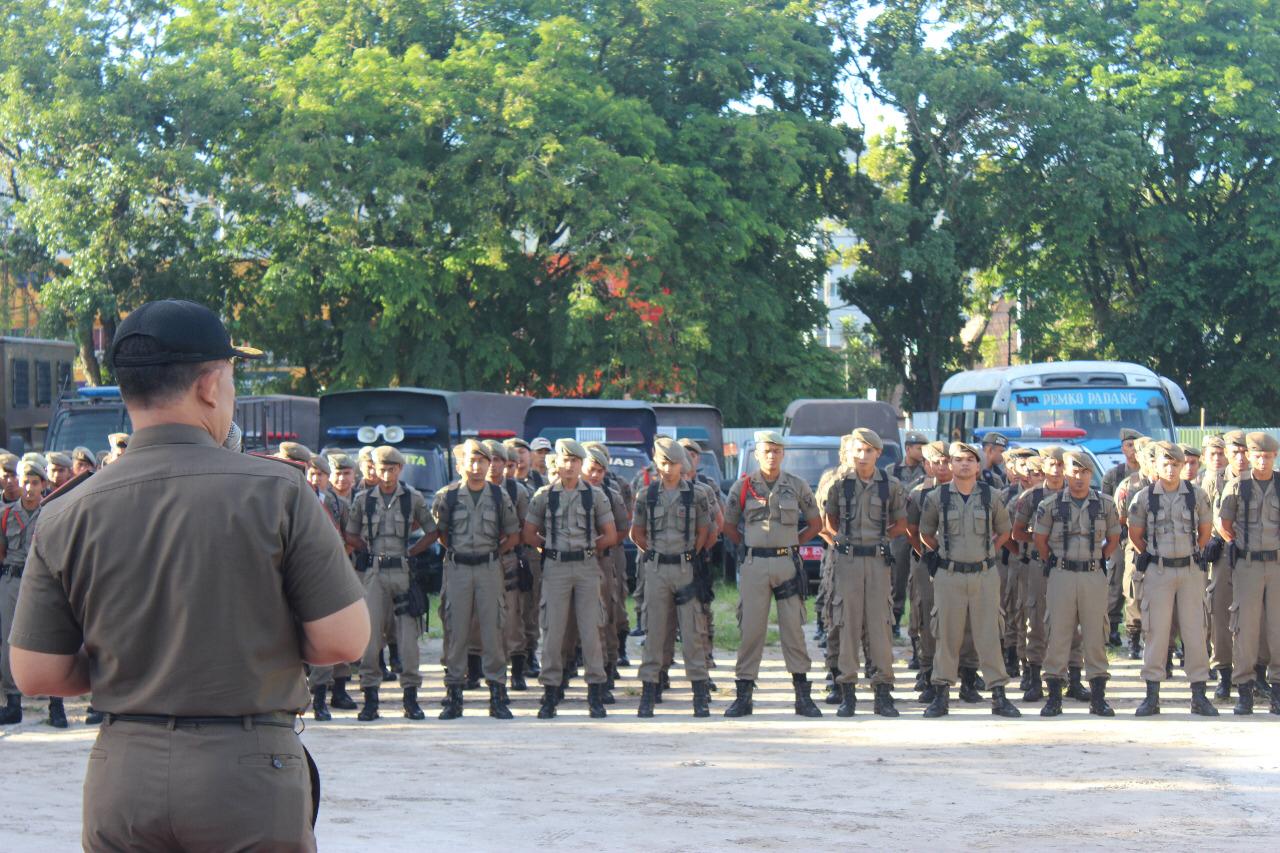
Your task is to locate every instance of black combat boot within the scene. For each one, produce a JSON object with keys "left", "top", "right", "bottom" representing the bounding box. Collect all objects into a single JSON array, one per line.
[
  {"left": 1214, "top": 666, "right": 1232, "bottom": 700},
  {"left": 836, "top": 683, "right": 856, "bottom": 718},
  {"left": 793, "top": 673, "right": 822, "bottom": 718},
  {"left": 1040, "top": 678, "right": 1064, "bottom": 717},
  {"left": 510, "top": 655, "right": 528, "bottom": 692},
  {"left": 1089, "top": 677, "right": 1114, "bottom": 717},
  {"left": 724, "top": 680, "right": 754, "bottom": 718},
  {"left": 312, "top": 687, "right": 331, "bottom": 722},
  {"left": 389, "top": 643, "right": 402, "bottom": 674},
  {"left": 1019, "top": 664, "right": 1032, "bottom": 692},
  {"left": 402, "top": 687, "right": 425, "bottom": 720},
  {"left": 990, "top": 686, "right": 1021, "bottom": 718},
  {"left": 465, "top": 655, "right": 484, "bottom": 690},
  {"left": 601, "top": 676, "right": 616, "bottom": 705},
  {"left": 438, "top": 686, "right": 462, "bottom": 720},
  {"left": 1271, "top": 682, "right": 1280, "bottom": 715},
  {"left": 1164, "top": 648, "right": 1174, "bottom": 680},
  {"left": 630, "top": 623, "right": 646, "bottom": 638},
  {"left": 825, "top": 668, "right": 841, "bottom": 705},
  {"left": 914, "top": 666, "right": 930, "bottom": 693},
  {"left": 958, "top": 667, "right": 981, "bottom": 703},
  {"left": 617, "top": 629, "right": 630, "bottom": 667},
  {"left": 909, "top": 638, "right": 920, "bottom": 670},
  {"left": 873, "top": 684, "right": 900, "bottom": 718},
  {"left": 923, "top": 684, "right": 949, "bottom": 718},
  {"left": 1189, "top": 682, "right": 1218, "bottom": 716},
  {"left": 84, "top": 706, "right": 104, "bottom": 725},
  {"left": 691, "top": 681, "right": 711, "bottom": 718},
  {"left": 587, "top": 683, "right": 607, "bottom": 719},
  {"left": 379, "top": 648, "right": 396, "bottom": 682},
  {"left": 1022, "top": 664, "right": 1044, "bottom": 702},
  {"left": 1135, "top": 680, "right": 1160, "bottom": 717},
  {"left": 1254, "top": 666, "right": 1272, "bottom": 698},
  {"left": 1127, "top": 631, "right": 1142, "bottom": 660},
  {"left": 357, "top": 687, "right": 380, "bottom": 721},
  {"left": 1108, "top": 622, "right": 1122, "bottom": 647},
  {"left": 973, "top": 671, "right": 986, "bottom": 690},
  {"left": 637, "top": 682, "right": 657, "bottom": 718},
  {"left": 525, "top": 648, "right": 541, "bottom": 677},
  {"left": 917, "top": 670, "right": 937, "bottom": 704},
  {"left": 331, "top": 678, "right": 357, "bottom": 710},
  {"left": 1233, "top": 682, "right": 1254, "bottom": 715},
  {"left": 1004, "top": 646, "right": 1021, "bottom": 679},
  {"left": 537, "top": 685, "right": 558, "bottom": 719},
  {"left": 660, "top": 668, "right": 671, "bottom": 691},
  {"left": 488, "top": 681, "right": 513, "bottom": 719},
  {"left": 1066, "top": 666, "right": 1092, "bottom": 702},
  {"left": 48, "top": 698, "right": 68, "bottom": 729},
  {"left": 0, "top": 694, "right": 21, "bottom": 725}
]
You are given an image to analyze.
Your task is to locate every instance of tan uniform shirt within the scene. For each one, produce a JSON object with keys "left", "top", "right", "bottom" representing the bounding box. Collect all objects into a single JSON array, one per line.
[
  {"left": 9, "top": 424, "right": 364, "bottom": 715},
  {"left": 633, "top": 480, "right": 711, "bottom": 555},
  {"left": 1033, "top": 491, "right": 1121, "bottom": 561},
  {"left": 1127, "top": 480, "right": 1212, "bottom": 559},
  {"left": 919, "top": 483, "right": 1013, "bottom": 563},
  {"left": 1, "top": 501, "right": 40, "bottom": 568},
  {"left": 723, "top": 471, "right": 819, "bottom": 548},
  {"left": 1014, "top": 485, "right": 1058, "bottom": 536},
  {"left": 346, "top": 482, "right": 435, "bottom": 558},
  {"left": 822, "top": 470, "right": 907, "bottom": 545},
  {"left": 528, "top": 481, "right": 614, "bottom": 551},
  {"left": 1218, "top": 475, "right": 1280, "bottom": 552},
  {"left": 432, "top": 481, "right": 519, "bottom": 553},
  {"left": 1113, "top": 471, "right": 1147, "bottom": 525},
  {"left": 502, "top": 478, "right": 531, "bottom": 526},
  {"left": 906, "top": 477, "right": 938, "bottom": 528}
]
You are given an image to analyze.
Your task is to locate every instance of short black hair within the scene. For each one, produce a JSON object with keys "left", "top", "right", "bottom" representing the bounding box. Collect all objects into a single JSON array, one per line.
[{"left": 113, "top": 335, "right": 223, "bottom": 408}]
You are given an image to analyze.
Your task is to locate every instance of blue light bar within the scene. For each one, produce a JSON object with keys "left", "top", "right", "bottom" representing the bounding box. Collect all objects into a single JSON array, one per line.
[
  {"left": 78, "top": 386, "right": 122, "bottom": 399},
  {"left": 326, "top": 427, "right": 360, "bottom": 438},
  {"left": 401, "top": 427, "right": 438, "bottom": 438}
]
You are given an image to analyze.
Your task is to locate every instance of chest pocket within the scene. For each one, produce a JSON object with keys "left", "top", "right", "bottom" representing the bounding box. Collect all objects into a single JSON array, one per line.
[
  {"left": 1158, "top": 501, "right": 1190, "bottom": 536},
  {"left": 744, "top": 494, "right": 770, "bottom": 524},
  {"left": 1264, "top": 489, "right": 1280, "bottom": 525},
  {"left": 379, "top": 505, "right": 407, "bottom": 540},
  {"left": 777, "top": 493, "right": 800, "bottom": 526},
  {"left": 652, "top": 497, "right": 689, "bottom": 533},
  {"left": 969, "top": 504, "right": 990, "bottom": 536}
]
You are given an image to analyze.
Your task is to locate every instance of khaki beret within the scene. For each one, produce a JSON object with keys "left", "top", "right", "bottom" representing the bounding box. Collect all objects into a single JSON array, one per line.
[
  {"left": 73, "top": 446, "right": 97, "bottom": 466},
  {"left": 555, "top": 438, "right": 587, "bottom": 460},
  {"left": 504, "top": 437, "right": 530, "bottom": 451},
  {"left": 0, "top": 454, "right": 17, "bottom": 475},
  {"left": 904, "top": 431, "right": 929, "bottom": 445},
  {"left": 329, "top": 453, "right": 357, "bottom": 471},
  {"left": 948, "top": 441, "right": 980, "bottom": 462},
  {"left": 1038, "top": 446, "right": 1065, "bottom": 463},
  {"left": 586, "top": 445, "right": 611, "bottom": 469},
  {"left": 1246, "top": 431, "right": 1280, "bottom": 453},
  {"left": 1119, "top": 428, "right": 1144, "bottom": 442},
  {"left": 1153, "top": 440, "right": 1185, "bottom": 463},
  {"left": 277, "top": 441, "right": 313, "bottom": 464},
  {"left": 755, "top": 430, "right": 785, "bottom": 447},
  {"left": 981, "top": 432, "right": 1009, "bottom": 448},
  {"left": 461, "top": 438, "right": 491, "bottom": 460},
  {"left": 923, "top": 441, "right": 948, "bottom": 461},
  {"left": 849, "top": 427, "right": 883, "bottom": 451},
  {"left": 108, "top": 432, "right": 130, "bottom": 448},
  {"left": 21, "top": 452, "right": 43, "bottom": 467},
  {"left": 530, "top": 437, "right": 553, "bottom": 452},
  {"left": 1004, "top": 447, "right": 1032, "bottom": 461},
  {"left": 1022, "top": 457, "right": 1043, "bottom": 473},
  {"left": 653, "top": 436, "right": 690, "bottom": 469},
  {"left": 373, "top": 445, "right": 406, "bottom": 466},
  {"left": 1063, "top": 449, "right": 1095, "bottom": 473},
  {"left": 1177, "top": 442, "right": 1199, "bottom": 458},
  {"left": 677, "top": 437, "right": 703, "bottom": 454},
  {"left": 1201, "top": 435, "right": 1225, "bottom": 450},
  {"left": 309, "top": 454, "right": 331, "bottom": 475},
  {"left": 482, "top": 439, "right": 509, "bottom": 462},
  {"left": 20, "top": 459, "right": 47, "bottom": 480},
  {"left": 1133, "top": 436, "right": 1153, "bottom": 453},
  {"left": 1223, "top": 430, "right": 1247, "bottom": 448},
  {"left": 45, "top": 451, "right": 73, "bottom": 468},
  {"left": 358, "top": 445, "right": 377, "bottom": 460}
]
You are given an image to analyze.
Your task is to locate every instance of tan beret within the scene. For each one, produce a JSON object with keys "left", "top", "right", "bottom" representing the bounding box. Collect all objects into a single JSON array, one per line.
[
  {"left": 1153, "top": 440, "right": 1185, "bottom": 463},
  {"left": 1038, "top": 446, "right": 1065, "bottom": 462},
  {"left": 1022, "top": 457, "right": 1043, "bottom": 473},
  {"left": 72, "top": 446, "right": 97, "bottom": 466},
  {"left": 677, "top": 437, "right": 703, "bottom": 454},
  {"left": 277, "top": 441, "right": 313, "bottom": 464},
  {"left": 555, "top": 438, "right": 587, "bottom": 460},
  {"left": 329, "top": 453, "right": 357, "bottom": 471},
  {"left": 1063, "top": 449, "right": 1095, "bottom": 473},
  {"left": 1223, "top": 430, "right": 1247, "bottom": 448},
  {"left": 923, "top": 441, "right": 948, "bottom": 461},
  {"left": 373, "top": 445, "right": 406, "bottom": 466},
  {"left": 20, "top": 459, "right": 47, "bottom": 480},
  {"left": 1246, "top": 431, "right": 1280, "bottom": 453},
  {"left": 309, "top": 454, "right": 331, "bottom": 475},
  {"left": 482, "top": 439, "right": 509, "bottom": 462},
  {"left": 849, "top": 427, "right": 883, "bottom": 451},
  {"left": 45, "top": 451, "right": 72, "bottom": 468},
  {"left": 1201, "top": 435, "right": 1225, "bottom": 450},
  {"left": 504, "top": 437, "right": 530, "bottom": 451},
  {"left": 1177, "top": 442, "right": 1199, "bottom": 458},
  {"left": 1119, "top": 428, "right": 1144, "bottom": 442},
  {"left": 1004, "top": 447, "right": 1032, "bottom": 461},
  {"left": 948, "top": 441, "right": 980, "bottom": 462},
  {"left": 653, "top": 436, "right": 690, "bottom": 469},
  {"left": 755, "top": 430, "right": 786, "bottom": 447},
  {"left": 586, "top": 444, "right": 611, "bottom": 469}
]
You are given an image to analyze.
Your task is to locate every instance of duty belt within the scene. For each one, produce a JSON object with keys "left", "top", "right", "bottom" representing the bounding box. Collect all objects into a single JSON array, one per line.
[
  {"left": 748, "top": 546, "right": 794, "bottom": 558},
  {"left": 1239, "top": 549, "right": 1280, "bottom": 562},
  {"left": 1153, "top": 556, "right": 1192, "bottom": 568},
  {"left": 449, "top": 551, "right": 498, "bottom": 566},
  {"left": 652, "top": 550, "right": 695, "bottom": 564},
  {"left": 1060, "top": 559, "right": 1100, "bottom": 572},
  {"left": 543, "top": 548, "right": 594, "bottom": 562},
  {"left": 944, "top": 559, "right": 994, "bottom": 574},
  {"left": 834, "top": 542, "right": 878, "bottom": 557},
  {"left": 104, "top": 711, "right": 296, "bottom": 729},
  {"left": 0, "top": 564, "right": 22, "bottom": 579},
  {"left": 374, "top": 555, "right": 404, "bottom": 569}
]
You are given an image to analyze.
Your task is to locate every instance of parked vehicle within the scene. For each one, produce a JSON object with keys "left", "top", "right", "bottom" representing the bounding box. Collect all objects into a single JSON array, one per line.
[
  {"left": 1, "top": 336, "right": 79, "bottom": 454},
  {"left": 781, "top": 398, "right": 903, "bottom": 468}
]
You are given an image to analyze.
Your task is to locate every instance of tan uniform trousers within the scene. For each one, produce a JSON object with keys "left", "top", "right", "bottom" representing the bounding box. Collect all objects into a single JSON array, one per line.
[
  {"left": 818, "top": 550, "right": 840, "bottom": 671},
  {"left": 598, "top": 552, "right": 621, "bottom": 666},
  {"left": 521, "top": 550, "right": 543, "bottom": 652},
  {"left": 890, "top": 535, "right": 912, "bottom": 621},
  {"left": 1025, "top": 558, "right": 1085, "bottom": 667},
  {"left": 1231, "top": 557, "right": 1280, "bottom": 685},
  {"left": 1122, "top": 544, "right": 1143, "bottom": 632},
  {"left": 0, "top": 572, "right": 21, "bottom": 697},
  {"left": 442, "top": 556, "right": 506, "bottom": 685},
  {"left": 539, "top": 556, "right": 607, "bottom": 687},
  {"left": 638, "top": 559, "right": 709, "bottom": 683},
  {"left": 1106, "top": 544, "right": 1126, "bottom": 626},
  {"left": 501, "top": 553, "right": 526, "bottom": 658},
  {"left": 832, "top": 553, "right": 895, "bottom": 687},
  {"left": 1000, "top": 557, "right": 1027, "bottom": 659},
  {"left": 1140, "top": 563, "right": 1210, "bottom": 683},
  {"left": 1208, "top": 558, "right": 1233, "bottom": 670},
  {"left": 357, "top": 566, "right": 422, "bottom": 689},
  {"left": 306, "top": 662, "right": 349, "bottom": 691},
  {"left": 930, "top": 565, "right": 1010, "bottom": 688},
  {"left": 735, "top": 554, "right": 810, "bottom": 681},
  {"left": 84, "top": 716, "right": 314, "bottom": 852},
  {"left": 909, "top": 554, "right": 935, "bottom": 669},
  {"left": 1043, "top": 567, "right": 1110, "bottom": 681}
]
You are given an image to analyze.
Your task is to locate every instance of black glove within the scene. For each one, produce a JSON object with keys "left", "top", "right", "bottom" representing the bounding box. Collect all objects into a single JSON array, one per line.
[{"left": 1202, "top": 534, "right": 1225, "bottom": 564}]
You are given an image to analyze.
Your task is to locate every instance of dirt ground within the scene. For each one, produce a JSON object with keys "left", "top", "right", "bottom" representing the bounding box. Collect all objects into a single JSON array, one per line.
[{"left": 3, "top": 630, "right": 1278, "bottom": 851}]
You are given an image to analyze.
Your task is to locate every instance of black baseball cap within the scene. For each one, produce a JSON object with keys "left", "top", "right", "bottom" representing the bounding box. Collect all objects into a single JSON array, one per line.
[{"left": 108, "top": 300, "right": 264, "bottom": 367}]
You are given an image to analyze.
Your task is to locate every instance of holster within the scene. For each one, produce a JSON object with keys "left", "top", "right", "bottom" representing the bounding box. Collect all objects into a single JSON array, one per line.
[
  {"left": 354, "top": 551, "right": 373, "bottom": 572},
  {"left": 517, "top": 554, "right": 533, "bottom": 592},
  {"left": 879, "top": 539, "right": 893, "bottom": 567},
  {"left": 924, "top": 550, "right": 940, "bottom": 578},
  {"left": 1135, "top": 551, "right": 1152, "bottom": 574},
  {"left": 1202, "top": 535, "right": 1224, "bottom": 565},
  {"left": 674, "top": 582, "right": 698, "bottom": 606},
  {"left": 790, "top": 549, "right": 808, "bottom": 601},
  {"left": 695, "top": 551, "right": 715, "bottom": 603},
  {"left": 1228, "top": 541, "right": 1240, "bottom": 569},
  {"left": 1044, "top": 554, "right": 1057, "bottom": 578}
]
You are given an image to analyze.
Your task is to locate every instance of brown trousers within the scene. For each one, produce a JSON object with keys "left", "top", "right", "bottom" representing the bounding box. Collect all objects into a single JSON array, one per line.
[
  {"left": 1000, "top": 558, "right": 1027, "bottom": 658},
  {"left": 1208, "top": 558, "right": 1233, "bottom": 670},
  {"left": 1140, "top": 564, "right": 1210, "bottom": 683},
  {"left": 521, "top": 550, "right": 543, "bottom": 652},
  {"left": 930, "top": 566, "right": 1009, "bottom": 688},
  {"left": 442, "top": 557, "right": 506, "bottom": 685},
  {"left": 735, "top": 554, "right": 810, "bottom": 681},
  {"left": 0, "top": 573, "right": 20, "bottom": 698},
  {"left": 1231, "top": 558, "right": 1280, "bottom": 685},
  {"left": 1025, "top": 558, "right": 1084, "bottom": 667},
  {"left": 1043, "top": 568, "right": 1109, "bottom": 681},
  {"left": 539, "top": 556, "right": 607, "bottom": 687},
  {"left": 84, "top": 717, "right": 314, "bottom": 852},
  {"left": 357, "top": 567, "right": 422, "bottom": 689},
  {"left": 910, "top": 554, "right": 935, "bottom": 669},
  {"left": 831, "top": 554, "right": 895, "bottom": 687},
  {"left": 638, "top": 559, "right": 709, "bottom": 683}
]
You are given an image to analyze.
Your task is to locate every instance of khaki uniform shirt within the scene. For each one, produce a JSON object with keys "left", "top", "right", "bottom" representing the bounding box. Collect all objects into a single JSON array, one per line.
[
  {"left": 346, "top": 482, "right": 435, "bottom": 558},
  {"left": 633, "top": 480, "right": 711, "bottom": 555},
  {"left": 1014, "top": 484, "right": 1060, "bottom": 535},
  {"left": 1200, "top": 467, "right": 1230, "bottom": 507},
  {"left": 1113, "top": 471, "right": 1147, "bottom": 525},
  {"left": 432, "top": 481, "right": 518, "bottom": 554},
  {"left": 891, "top": 461, "right": 927, "bottom": 491},
  {"left": 1, "top": 501, "right": 40, "bottom": 568},
  {"left": 906, "top": 477, "right": 939, "bottom": 528},
  {"left": 528, "top": 481, "right": 614, "bottom": 551},
  {"left": 1218, "top": 475, "right": 1280, "bottom": 553},
  {"left": 502, "top": 478, "right": 531, "bottom": 526},
  {"left": 9, "top": 424, "right": 363, "bottom": 716},
  {"left": 602, "top": 483, "right": 629, "bottom": 555},
  {"left": 1101, "top": 461, "right": 1139, "bottom": 504},
  {"left": 1033, "top": 491, "right": 1121, "bottom": 561},
  {"left": 919, "top": 483, "right": 1013, "bottom": 563},
  {"left": 724, "top": 471, "right": 819, "bottom": 549},
  {"left": 1128, "top": 480, "right": 1211, "bottom": 559},
  {"left": 822, "top": 469, "right": 907, "bottom": 545}
]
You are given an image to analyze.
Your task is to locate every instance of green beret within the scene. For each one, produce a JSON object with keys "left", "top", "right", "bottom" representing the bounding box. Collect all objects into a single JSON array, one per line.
[
  {"left": 904, "top": 431, "right": 929, "bottom": 445},
  {"left": 0, "top": 454, "right": 16, "bottom": 475},
  {"left": 849, "top": 427, "right": 883, "bottom": 451},
  {"left": 923, "top": 441, "right": 948, "bottom": 461},
  {"left": 677, "top": 437, "right": 703, "bottom": 455},
  {"left": 1038, "top": 446, "right": 1065, "bottom": 463},
  {"left": 309, "top": 454, "right": 331, "bottom": 475},
  {"left": 1177, "top": 442, "right": 1199, "bottom": 458},
  {"left": 586, "top": 445, "right": 611, "bottom": 469},
  {"left": 504, "top": 437, "right": 530, "bottom": 451},
  {"left": 73, "top": 446, "right": 97, "bottom": 466},
  {"left": 373, "top": 445, "right": 406, "bottom": 466},
  {"left": 1201, "top": 435, "right": 1225, "bottom": 450},
  {"left": 277, "top": 441, "right": 313, "bottom": 463},
  {"left": 20, "top": 459, "right": 47, "bottom": 481},
  {"left": 329, "top": 453, "right": 357, "bottom": 471},
  {"left": 530, "top": 437, "right": 553, "bottom": 452},
  {"left": 1246, "top": 431, "right": 1280, "bottom": 453},
  {"left": 1223, "top": 430, "right": 1247, "bottom": 448},
  {"left": 555, "top": 438, "right": 587, "bottom": 460},
  {"left": 755, "top": 430, "right": 785, "bottom": 447},
  {"left": 358, "top": 445, "right": 377, "bottom": 460},
  {"left": 462, "top": 438, "right": 491, "bottom": 460}
]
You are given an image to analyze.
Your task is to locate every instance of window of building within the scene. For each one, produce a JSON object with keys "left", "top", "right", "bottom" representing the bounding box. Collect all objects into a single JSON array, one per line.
[{"left": 11, "top": 359, "right": 30, "bottom": 408}]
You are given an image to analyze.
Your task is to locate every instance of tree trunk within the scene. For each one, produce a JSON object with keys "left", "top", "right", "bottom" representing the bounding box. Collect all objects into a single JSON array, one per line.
[{"left": 78, "top": 315, "right": 102, "bottom": 386}]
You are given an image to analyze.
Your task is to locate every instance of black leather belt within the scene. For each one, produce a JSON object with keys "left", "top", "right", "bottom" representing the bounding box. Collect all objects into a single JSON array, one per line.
[
  {"left": 449, "top": 551, "right": 498, "bottom": 566},
  {"left": 104, "top": 711, "right": 296, "bottom": 729},
  {"left": 834, "top": 543, "right": 878, "bottom": 557},
  {"left": 375, "top": 556, "right": 404, "bottom": 569},
  {"left": 543, "top": 548, "right": 593, "bottom": 562},
  {"left": 1154, "top": 556, "right": 1192, "bottom": 568},
  {"left": 748, "top": 547, "right": 794, "bottom": 558},
  {"left": 0, "top": 564, "right": 22, "bottom": 579},
  {"left": 1240, "top": 549, "right": 1280, "bottom": 562},
  {"left": 944, "top": 559, "right": 994, "bottom": 574},
  {"left": 653, "top": 551, "right": 695, "bottom": 564},
  {"left": 1061, "top": 559, "right": 1100, "bottom": 572}
]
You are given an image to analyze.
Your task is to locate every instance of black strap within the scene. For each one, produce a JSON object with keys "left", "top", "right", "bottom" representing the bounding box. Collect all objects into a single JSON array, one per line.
[
  {"left": 369, "top": 487, "right": 413, "bottom": 551},
  {"left": 1183, "top": 483, "right": 1196, "bottom": 556},
  {"left": 1056, "top": 491, "right": 1102, "bottom": 561},
  {"left": 940, "top": 484, "right": 951, "bottom": 558},
  {"left": 980, "top": 482, "right": 991, "bottom": 559},
  {"left": 841, "top": 469, "right": 890, "bottom": 542},
  {"left": 504, "top": 479, "right": 518, "bottom": 506},
  {"left": 548, "top": 483, "right": 594, "bottom": 549},
  {"left": 1148, "top": 487, "right": 1160, "bottom": 556},
  {"left": 1240, "top": 479, "right": 1252, "bottom": 554},
  {"left": 548, "top": 489, "right": 559, "bottom": 547},
  {"left": 646, "top": 481, "right": 694, "bottom": 550}
]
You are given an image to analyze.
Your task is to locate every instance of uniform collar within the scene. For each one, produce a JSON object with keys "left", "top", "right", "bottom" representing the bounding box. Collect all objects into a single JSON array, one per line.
[{"left": 126, "top": 423, "right": 221, "bottom": 451}]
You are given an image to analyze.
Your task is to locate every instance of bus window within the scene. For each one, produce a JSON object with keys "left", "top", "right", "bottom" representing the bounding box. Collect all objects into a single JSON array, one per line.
[{"left": 1009, "top": 388, "right": 1173, "bottom": 440}]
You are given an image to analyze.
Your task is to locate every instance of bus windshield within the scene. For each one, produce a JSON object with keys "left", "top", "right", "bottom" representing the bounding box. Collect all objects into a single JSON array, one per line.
[{"left": 1009, "top": 388, "right": 1172, "bottom": 440}]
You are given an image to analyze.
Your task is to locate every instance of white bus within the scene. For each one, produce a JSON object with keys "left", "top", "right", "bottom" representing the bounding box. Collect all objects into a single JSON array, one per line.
[{"left": 937, "top": 361, "right": 1190, "bottom": 472}]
